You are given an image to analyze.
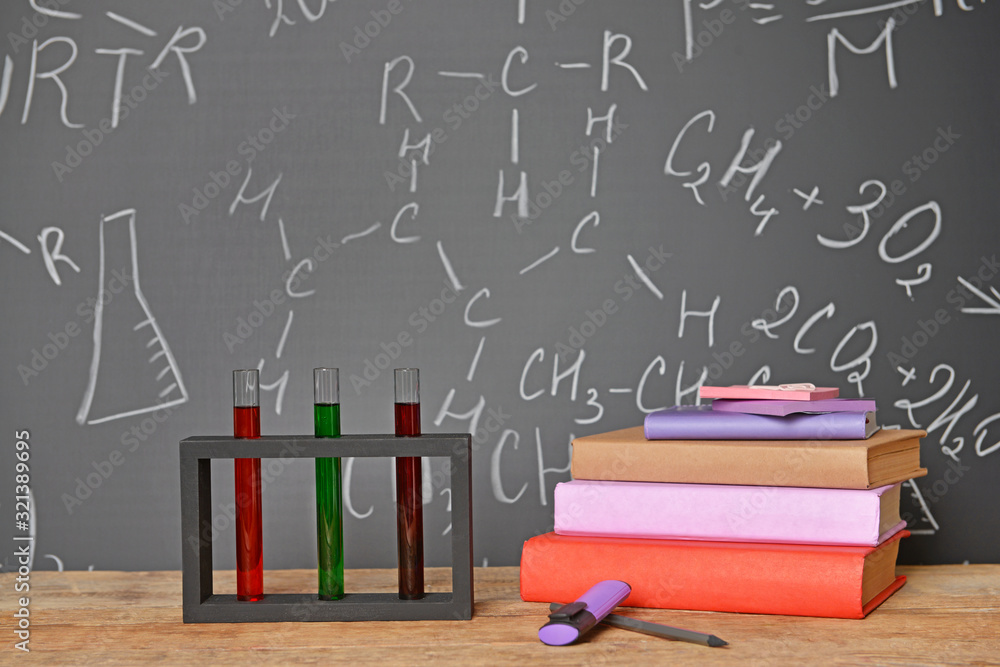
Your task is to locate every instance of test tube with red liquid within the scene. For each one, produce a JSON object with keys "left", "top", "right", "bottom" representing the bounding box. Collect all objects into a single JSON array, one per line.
[
  {"left": 233, "top": 369, "right": 263, "bottom": 601},
  {"left": 394, "top": 368, "right": 424, "bottom": 599}
]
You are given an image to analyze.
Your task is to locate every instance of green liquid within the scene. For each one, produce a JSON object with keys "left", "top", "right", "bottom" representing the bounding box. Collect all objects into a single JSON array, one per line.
[{"left": 314, "top": 403, "right": 343, "bottom": 600}]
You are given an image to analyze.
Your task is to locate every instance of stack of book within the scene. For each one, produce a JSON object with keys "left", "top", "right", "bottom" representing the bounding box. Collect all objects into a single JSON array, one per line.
[{"left": 520, "top": 385, "right": 928, "bottom": 618}]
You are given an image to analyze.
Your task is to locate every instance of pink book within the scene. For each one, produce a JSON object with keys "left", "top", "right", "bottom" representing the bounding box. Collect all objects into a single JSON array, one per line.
[
  {"left": 700, "top": 384, "right": 839, "bottom": 401},
  {"left": 554, "top": 480, "right": 905, "bottom": 546}
]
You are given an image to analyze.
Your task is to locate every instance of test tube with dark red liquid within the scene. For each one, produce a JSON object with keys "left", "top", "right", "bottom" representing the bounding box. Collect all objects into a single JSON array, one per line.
[
  {"left": 233, "top": 369, "right": 263, "bottom": 602},
  {"left": 394, "top": 368, "right": 424, "bottom": 600}
]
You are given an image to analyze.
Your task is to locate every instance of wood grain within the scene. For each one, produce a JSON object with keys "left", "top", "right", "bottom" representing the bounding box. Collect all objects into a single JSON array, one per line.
[{"left": 2, "top": 565, "right": 998, "bottom": 665}]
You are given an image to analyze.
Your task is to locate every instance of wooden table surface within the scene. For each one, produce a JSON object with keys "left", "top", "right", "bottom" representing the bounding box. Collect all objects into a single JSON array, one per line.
[{"left": 2, "top": 565, "right": 998, "bottom": 665}]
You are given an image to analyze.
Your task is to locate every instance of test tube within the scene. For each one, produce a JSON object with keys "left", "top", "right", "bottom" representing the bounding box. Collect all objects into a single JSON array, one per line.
[
  {"left": 233, "top": 369, "right": 263, "bottom": 602},
  {"left": 314, "top": 368, "right": 344, "bottom": 600},
  {"left": 394, "top": 368, "right": 424, "bottom": 600}
]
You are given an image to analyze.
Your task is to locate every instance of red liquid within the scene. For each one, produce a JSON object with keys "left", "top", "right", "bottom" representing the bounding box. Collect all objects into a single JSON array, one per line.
[
  {"left": 234, "top": 405, "right": 260, "bottom": 439},
  {"left": 234, "top": 406, "right": 263, "bottom": 602},
  {"left": 394, "top": 402, "right": 424, "bottom": 599},
  {"left": 394, "top": 402, "right": 421, "bottom": 436}
]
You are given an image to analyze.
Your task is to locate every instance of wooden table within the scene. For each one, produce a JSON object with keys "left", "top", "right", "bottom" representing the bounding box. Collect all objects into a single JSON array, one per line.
[{"left": 3, "top": 565, "right": 998, "bottom": 664}]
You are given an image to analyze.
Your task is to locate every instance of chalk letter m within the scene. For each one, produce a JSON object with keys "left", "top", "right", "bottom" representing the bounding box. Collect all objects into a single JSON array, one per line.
[{"left": 827, "top": 18, "right": 897, "bottom": 98}]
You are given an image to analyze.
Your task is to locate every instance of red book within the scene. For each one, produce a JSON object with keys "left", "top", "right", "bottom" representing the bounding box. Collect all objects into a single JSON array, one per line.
[{"left": 520, "top": 531, "right": 907, "bottom": 619}]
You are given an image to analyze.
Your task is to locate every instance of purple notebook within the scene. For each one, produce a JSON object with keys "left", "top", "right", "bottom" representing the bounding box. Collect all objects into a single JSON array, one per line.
[
  {"left": 644, "top": 404, "right": 879, "bottom": 440},
  {"left": 712, "top": 397, "right": 877, "bottom": 417}
]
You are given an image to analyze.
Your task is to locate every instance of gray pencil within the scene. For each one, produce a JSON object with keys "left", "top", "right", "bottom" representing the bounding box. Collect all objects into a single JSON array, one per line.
[{"left": 547, "top": 603, "right": 728, "bottom": 647}]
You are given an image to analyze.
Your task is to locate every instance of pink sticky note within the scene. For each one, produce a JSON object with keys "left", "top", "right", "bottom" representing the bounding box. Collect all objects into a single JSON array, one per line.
[{"left": 699, "top": 384, "right": 840, "bottom": 401}]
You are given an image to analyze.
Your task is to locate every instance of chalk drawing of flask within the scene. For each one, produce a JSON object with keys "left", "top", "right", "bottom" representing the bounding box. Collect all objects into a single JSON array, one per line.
[{"left": 76, "top": 208, "right": 188, "bottom": 425}]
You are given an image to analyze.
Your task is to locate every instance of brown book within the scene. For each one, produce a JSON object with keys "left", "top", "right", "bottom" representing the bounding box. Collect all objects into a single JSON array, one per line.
[{"left": 571, "top": 426, "right": 927, "bottom": 489}]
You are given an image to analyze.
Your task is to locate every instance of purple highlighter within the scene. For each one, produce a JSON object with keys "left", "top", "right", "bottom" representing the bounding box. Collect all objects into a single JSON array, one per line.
[{"left": 538, "top": 580, "right": 631, "bottom": 646}]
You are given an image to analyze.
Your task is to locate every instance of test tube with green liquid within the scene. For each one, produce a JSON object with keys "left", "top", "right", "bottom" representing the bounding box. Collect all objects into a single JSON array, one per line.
[{"left": 314, "top": 368, "right": 344, "bottom": 600}]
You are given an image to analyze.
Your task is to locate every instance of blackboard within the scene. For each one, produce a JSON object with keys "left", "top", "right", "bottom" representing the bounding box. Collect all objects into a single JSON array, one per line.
[{"left": 2, "top": 0, "right": 999, "bottom": 576}]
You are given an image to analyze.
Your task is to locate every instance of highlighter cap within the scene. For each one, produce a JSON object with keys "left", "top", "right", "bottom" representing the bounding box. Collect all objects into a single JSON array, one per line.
[{"left": 538, "top": 622, "right": 581, "bottom": 646}]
